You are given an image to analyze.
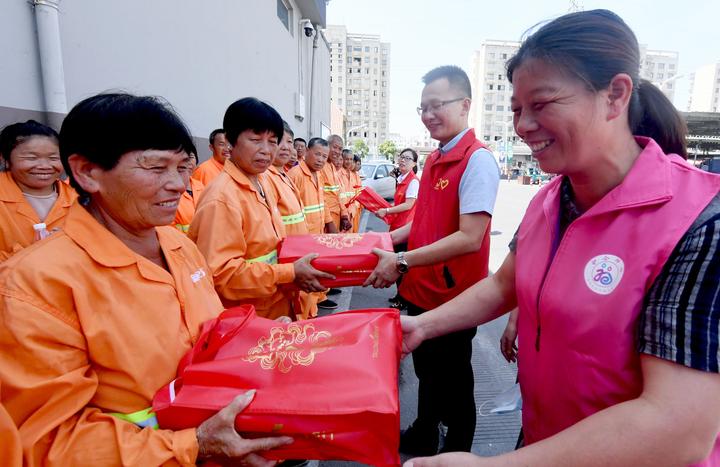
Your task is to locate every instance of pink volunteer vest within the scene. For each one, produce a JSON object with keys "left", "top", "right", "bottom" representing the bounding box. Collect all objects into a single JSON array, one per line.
[{"left": 516, "top": 137, "right": 720, "bottom": 464}]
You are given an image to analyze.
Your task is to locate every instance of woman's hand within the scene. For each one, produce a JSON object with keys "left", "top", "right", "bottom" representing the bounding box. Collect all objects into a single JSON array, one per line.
[
  {"left": 500, "top": 309, "right": 519, "bottom": 363},
  {"left": 293, "top": 253, "right": 335, "bottom": 292},
  {"left": 196, "top": 390, "right": 293, "bottom": 466},
  {"left": 400, "top": 315, "right": 427, "bottom": 358},
  {"left": 377, "top": 208, "right": 387, "bottom": 219}
]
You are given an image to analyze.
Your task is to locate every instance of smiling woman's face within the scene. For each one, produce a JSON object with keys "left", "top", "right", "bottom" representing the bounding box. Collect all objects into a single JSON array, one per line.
[
  {"left": 89, "top": 149, "right": 190, "bottom": 230},
  {"left": 8, "top": 136, "right": 62, "bottom": 196}
]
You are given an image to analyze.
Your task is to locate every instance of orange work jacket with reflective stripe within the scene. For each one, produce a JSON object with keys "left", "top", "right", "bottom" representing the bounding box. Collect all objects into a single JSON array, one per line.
[
  {"left": 0, "top": 201, "right": 223, "bottom": 466},
  {"left": 173, "top": 178, "right": 205, "bottom": 234},
  {"left": 191, "top": 157, "right": 225, "bottom": 186},
  {"left": 319, "top": 163, "right": 347, "bottom": 228},
  {"left": 189, "top": 161, "right": 295, "bottom": 319},
  {"left": 266, "top": 165, "right": 308, "bottom": 237},
  {"left": 289, "top": 161, "right": 332, "bottom": 234},
  {"left": 0, "top": 171, "right": 77, "bottom": 261},
  {"left": 350, "top": 170, "right": 362, "bottom": 232}
]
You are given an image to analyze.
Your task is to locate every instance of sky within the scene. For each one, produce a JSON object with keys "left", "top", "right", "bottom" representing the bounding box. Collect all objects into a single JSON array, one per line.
[{"left": 326, "top": 0, "right": 720, "bottom": 138}]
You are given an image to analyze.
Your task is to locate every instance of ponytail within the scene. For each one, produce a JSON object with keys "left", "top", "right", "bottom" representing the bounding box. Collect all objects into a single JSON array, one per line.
[{"left": 630, "top": 79, "right": 688, "bottom": 159}]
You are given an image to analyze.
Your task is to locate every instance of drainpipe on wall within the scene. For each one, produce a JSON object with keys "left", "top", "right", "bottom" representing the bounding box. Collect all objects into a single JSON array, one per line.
[
  {"left": 307, "top": 26, "right": 319, "bottom": 137},
  {"left": 32, "top": 0, "right": 67, "bottom": 129}
]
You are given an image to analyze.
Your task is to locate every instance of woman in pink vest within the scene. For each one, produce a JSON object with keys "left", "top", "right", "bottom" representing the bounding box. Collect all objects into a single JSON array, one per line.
[
  {"left": 402, "top": 9, "right": 720, "bottom": 467},
  {"left": 377, "top": 148, "right": 420, "bottom": 308}
]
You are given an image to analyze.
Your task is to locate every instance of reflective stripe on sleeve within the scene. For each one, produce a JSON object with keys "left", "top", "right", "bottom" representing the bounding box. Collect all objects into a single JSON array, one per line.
[
  {"left": 303, "top": 203, "right": 325, "bottom": 214},
  {"left": 246, "top": 249, "right": 279, "bottom": 265},
  {"left": 281, "top": 211, "right": 306, "bottom": 225},
  {"left": 109, "top": 407, "right": 159, "bottom": 430}
]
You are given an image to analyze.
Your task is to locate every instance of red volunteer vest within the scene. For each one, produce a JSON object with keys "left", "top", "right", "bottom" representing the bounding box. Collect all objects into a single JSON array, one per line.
[
  {"left": 399, "top": 129, "right": 491, "bottom": 310},
  {"left": 515, "top": 138, "right": 720, "bottom": 465},
  {"left": 389, "top": 171, "right": 418, "bottom": 231}
]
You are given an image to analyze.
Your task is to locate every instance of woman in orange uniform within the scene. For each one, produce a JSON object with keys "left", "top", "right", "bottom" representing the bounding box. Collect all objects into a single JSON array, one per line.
[
  {"left": 266, "top": 122, "right": 318, "bottom": 320},
  {"left": 0, "top": 93, "right": 292, "bottom": 465},
  {"left": 0, "top": 120, "right": 76, "bottom": 261},
  {"left": 189, "top": 98, "right": 332, "bottom": 320},
  {"left": 173, "top": 151, "right": 205, "bottom": 233}
]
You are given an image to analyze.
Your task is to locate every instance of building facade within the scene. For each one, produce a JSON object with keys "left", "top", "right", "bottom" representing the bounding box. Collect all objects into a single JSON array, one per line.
[
  {"left": 688, "top": 63, "right": 720, "bottom": 113},
  {"left": 640, "top": 47, "right": 680, "bottom": 101},
  {"left": 1, "top": 0, "right": 331, "bottom": 161},
  {"left": 324, "top": 25, "right": 390, "bottom": 153}
]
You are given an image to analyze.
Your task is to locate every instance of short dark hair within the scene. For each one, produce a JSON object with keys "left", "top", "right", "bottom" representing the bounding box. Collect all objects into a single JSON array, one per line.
[
  {"left": 209, "top": 129, "right": 225, "bottom": 144},
  {"left": 307, "top": 137, "right": 328, "bottom": 149},
  {"left": 353, "top": 154, "right": 361, "bottom": 163},
  {"left": 282, "top": 120, "right": 294, "bottom": 139},
  {"left": 422, "top": 65, "right": 472, "bottom": 99},
  {"left": 0, "top": 120, "right": 59, "bottom": 169},
  {"left": 294, "top": 137, "right": 307, "bottom": 146},
  {"left": 342, "top": 149, "right": 353, "bottom": 157},
  {"left": 506, "top": 9, "right": 687, "bottom": 157},
  {"left": 223, "top": 97, "right": 283, "bottom": 146},
  {"left": 59, "top": 93, "right": 196, "bottom": 198},
  {"left": 328, "top": 134, "right": 344, "bottom": 146}
]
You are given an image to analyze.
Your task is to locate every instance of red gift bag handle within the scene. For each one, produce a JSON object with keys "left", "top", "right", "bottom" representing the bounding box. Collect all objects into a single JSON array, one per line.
[{"left": 177, "top": 305, "right": 256, "bottom": 375}]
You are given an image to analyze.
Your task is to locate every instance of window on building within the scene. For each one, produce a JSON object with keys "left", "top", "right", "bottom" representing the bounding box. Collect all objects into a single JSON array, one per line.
[
  {"left": 381, "top": 70, "right": 386, "bottom": 76},
  {"left": 486, "top": 72, "right": 494, "bottom": 79},
  {"left": 497, "top": 105, "right": 504, "bottom": 111},
  {"left": 374, "top": 79, "right": 378, "bottom": 85},
  {"left": 382, "top": 92, "right": 386, "bottom": 97},
  {"left": 488, "top": 84, "right": 494, "bottom": 90},
  {"left": 347, "top": 89, "right": 352, "bottom": 95},
  {"left": 489, "top": 52, "right": 495, "bottom": 58},
  {"left": 348, "top": 68, "right": 352, "bottom": 74},
  {"left": 502, "top": 53, "right": 507, "bottom": 59},
  {"left": 366, "top": 68, "right": 370, "bottom": 74},
  {"left": 498, "top": 84, "right": 504, "bottom": 90},
  {"left": 276, "top": 0, "right": 292, "bottom": 34},
  {"left": 347, "top": 46, "right": 352, "bottom": 52},
  {"left": 373, "top": 90, "right": 377, "bottom": 96},
  {"left": 357, "top": 68, "right": 361, "bottom": 73},
  {"left": 484, "top": 135, "right": 491, "bottom": 141},
  {"left": 498, "top": 74, "right": 503, "bottom": 80},
  {"left": 353, "top": 57, "right": 362, "bottom": 64},
  {"left": 330, "top": 76, "right": 332, "bottom": 83},
  {"left": 354, "top": 46, "right": 361, "bottom": 51},
  {"left": 659, "top": 63, "right": 665, "bottom": 69},
  {"left": 669, "top": 63, "right": 676, "bottom": 70},
  {"left": 365, "top": 46, "right": 370, "bottom": 52},
  {"left": 338, "top": 99, "right": 343, "bottom": 106},
  {"left": 374, "top": 58, "right": 378, "bottom": 64},
  {"left": 382, "top": 48, "right": 388, "bottom": 55},
  {"left": 485, "top": 104, "right": 493, "bottom": 110},
  {"left": 375, "top": 47, "right": 379, "bottom": 53},
  {"left": 347, "top": 57, "right": 352, "bottom": 64},
  {"left": 382, "top": 81, "right": 387, "bottom": 87},
  {"left": 658, "top": 73, "right": 664, "bottom": 79},
  {"left": 330, "top": 65, "right": 333, "bottom": 71}
]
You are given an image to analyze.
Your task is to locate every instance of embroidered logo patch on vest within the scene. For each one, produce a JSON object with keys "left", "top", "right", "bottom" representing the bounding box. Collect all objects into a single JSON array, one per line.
[
  {"left": 434, "top": 178, "right": 449, "bottom": 190},
  {"left": 584, "top": 255, "right": 624, "bottom": 295}
]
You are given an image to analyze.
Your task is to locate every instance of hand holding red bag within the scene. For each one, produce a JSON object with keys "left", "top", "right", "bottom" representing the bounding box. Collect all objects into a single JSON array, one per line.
[{"left": 153, "top": 305, "right": 402, "bottom": 466}]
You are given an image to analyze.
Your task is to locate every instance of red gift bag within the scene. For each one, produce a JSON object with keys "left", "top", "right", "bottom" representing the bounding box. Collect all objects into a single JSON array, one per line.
[
  {"left": 279, "top": 232, "right": 393, "bottom": 288},
  {"left": 345, "top": 186, "right": 397, "bottom": 225},
  {"left": 153, "top": 305, "right": 401, "bottom": 467}
]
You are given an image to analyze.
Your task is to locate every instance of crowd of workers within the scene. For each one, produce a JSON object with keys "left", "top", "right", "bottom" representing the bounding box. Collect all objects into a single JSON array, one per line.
[{"left": 1, "top": 7, "right": 720, "bottom": 467}]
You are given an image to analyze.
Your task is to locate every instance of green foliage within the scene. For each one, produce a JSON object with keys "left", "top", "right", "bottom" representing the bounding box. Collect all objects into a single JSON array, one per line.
[
  {"left": 377, "top": 140, "right": 398, "bottom": 159},
  {"left": 352, "top": 139, "right": 369, "bottom": 157}
]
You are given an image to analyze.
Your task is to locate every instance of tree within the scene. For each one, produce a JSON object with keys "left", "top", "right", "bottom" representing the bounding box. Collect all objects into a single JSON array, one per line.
[
  {"left": 352, "top": 139, "right": 369, "bottom": 158},
  {"left": 377, "top": 140, "right": 398, "bottom": 160}
]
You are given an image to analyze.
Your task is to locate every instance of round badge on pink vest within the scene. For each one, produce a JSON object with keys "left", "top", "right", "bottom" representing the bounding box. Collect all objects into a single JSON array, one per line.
[{"left": 583, "top": 254, "right": 625, "bottom": 295}]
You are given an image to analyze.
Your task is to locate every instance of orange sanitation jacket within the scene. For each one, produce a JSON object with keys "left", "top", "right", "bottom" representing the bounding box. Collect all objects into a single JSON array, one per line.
[
  {"left": 266, "top": 166, "right": 318, "bottom": 319},
  {"left": 0, "top": 171, "right": 77, "bottom": 261},
  {"left": 319, "top": 163, "right": 347, "bottom": 229},
  {"left": 0, "top": 382, "right": 21, "bottom": 467},
  {"left": 189, "top": 161, "right": 295, "bottom": 319},
  {"left": 191, "top": 157, "right": 224, "bottom": 186},
  {"left": 173, "top": 178, "right": 205, "bottom": 234},
  {"left": 265, "top": 165, "right": 308, "bottom": 237},
  {"left": 0, "top": 202, "right": 223, "bottom": 466},
  {"left": 289, "top": 161, "right": 332, "bottom": 235},
  {"left": 350, "top": 170, "right": 362, "bottom": 232}
]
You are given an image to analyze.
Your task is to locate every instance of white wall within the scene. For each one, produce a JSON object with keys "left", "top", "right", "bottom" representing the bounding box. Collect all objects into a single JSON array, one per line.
[{"left": 0, "top": 0, "right": 330, "bottom": 157}]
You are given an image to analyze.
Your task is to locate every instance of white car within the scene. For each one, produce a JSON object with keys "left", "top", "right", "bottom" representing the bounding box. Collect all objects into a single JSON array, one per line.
[{"left": 360, "top": 160, "right": 396, "bottom": 200}]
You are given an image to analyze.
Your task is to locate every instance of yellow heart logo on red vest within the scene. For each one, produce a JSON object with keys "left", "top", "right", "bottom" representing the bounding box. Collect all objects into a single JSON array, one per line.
[{"left": 434, "top": 178, "right": 450, "bottom": 190}]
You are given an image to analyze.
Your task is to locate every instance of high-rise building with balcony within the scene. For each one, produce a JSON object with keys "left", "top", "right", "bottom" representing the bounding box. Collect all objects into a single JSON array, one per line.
[{"left": 325, "top": 25, "right": 390, "bottom": 153}]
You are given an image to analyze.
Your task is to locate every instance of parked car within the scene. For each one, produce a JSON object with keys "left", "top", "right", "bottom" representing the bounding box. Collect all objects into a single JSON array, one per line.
[{"left": 360, "top": 160, "right": 396, "bottom": 199}]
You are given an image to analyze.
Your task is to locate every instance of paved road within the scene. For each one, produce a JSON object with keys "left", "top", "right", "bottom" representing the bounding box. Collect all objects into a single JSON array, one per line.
[{"left": 316, "top": 180, "right": 541, "bottom": 466}]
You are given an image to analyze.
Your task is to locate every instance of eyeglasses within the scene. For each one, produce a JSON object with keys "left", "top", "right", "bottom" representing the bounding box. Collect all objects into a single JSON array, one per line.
[
  {"left": 398, "top": 155, "right": 415, "bottom": 161},
  {"left": 416, "top": 97, "right": 465, "bottom": 116}
]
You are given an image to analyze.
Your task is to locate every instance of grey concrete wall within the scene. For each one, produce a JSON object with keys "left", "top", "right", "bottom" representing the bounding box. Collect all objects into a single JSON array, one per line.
[{"left": 0, "top": 0, "right": 331, "bottom": 162}]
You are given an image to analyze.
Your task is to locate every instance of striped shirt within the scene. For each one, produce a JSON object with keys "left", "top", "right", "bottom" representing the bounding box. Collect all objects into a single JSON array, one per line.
[{"left": 510, "top": 178, "right": 720, "bottom": 372}]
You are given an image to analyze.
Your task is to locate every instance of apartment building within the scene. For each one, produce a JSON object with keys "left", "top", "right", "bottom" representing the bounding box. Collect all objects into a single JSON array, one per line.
[
  {"left": 325, "top": 25, "right": 390, "bottom": 153},
  {"left": 688, "top": 63, "right": 720, "bottom": 112}
]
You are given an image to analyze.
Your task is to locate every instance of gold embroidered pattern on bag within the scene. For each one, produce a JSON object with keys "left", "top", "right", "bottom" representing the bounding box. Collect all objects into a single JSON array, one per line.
[
  {"left": 243, "top": 323, "right": 337, "bottom": 373},
  {"left": 314, "top": 233, "right": 364, "bottom": 250}
]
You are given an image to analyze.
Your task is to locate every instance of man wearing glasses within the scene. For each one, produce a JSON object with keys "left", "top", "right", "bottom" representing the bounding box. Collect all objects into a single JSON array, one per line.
[{"left": 366, "top": 65, "right": 500, "bottom": 455}]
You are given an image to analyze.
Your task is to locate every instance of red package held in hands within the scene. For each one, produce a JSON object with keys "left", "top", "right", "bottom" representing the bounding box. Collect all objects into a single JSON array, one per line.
[
  {"left": 153, "top": 305, "right": 401, "bottom": 466},
  {"left": 345, "top": 186, "right": 397, "bottom": 225},
  {"left": 279, "top": 232, "right": 393, "bottom": 288}
]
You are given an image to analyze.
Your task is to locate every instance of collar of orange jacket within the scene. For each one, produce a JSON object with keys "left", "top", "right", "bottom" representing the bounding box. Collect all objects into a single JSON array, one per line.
[{"left": 63, "top": 202, "right": 184, "bottom": 268}]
